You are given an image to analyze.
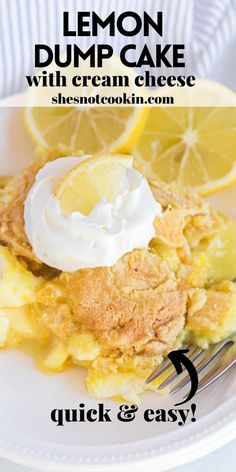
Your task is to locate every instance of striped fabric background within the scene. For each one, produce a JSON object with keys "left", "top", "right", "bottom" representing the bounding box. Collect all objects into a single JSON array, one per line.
[{"left": 0, "top": 0, "right": 235, "bottom": 98}]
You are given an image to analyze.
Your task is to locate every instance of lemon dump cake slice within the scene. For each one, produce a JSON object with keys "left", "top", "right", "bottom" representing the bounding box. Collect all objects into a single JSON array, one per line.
[
  {"left": 67, "top": 249, "right": 187, "bottom": 356},
  {"left": 0, "top": 148, "right": 236, "bottom": 402}
]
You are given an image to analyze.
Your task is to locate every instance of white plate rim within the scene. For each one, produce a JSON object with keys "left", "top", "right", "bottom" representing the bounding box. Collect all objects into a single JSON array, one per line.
[{"left": 0, "top": 395, "right": 236, "bottom": 471}]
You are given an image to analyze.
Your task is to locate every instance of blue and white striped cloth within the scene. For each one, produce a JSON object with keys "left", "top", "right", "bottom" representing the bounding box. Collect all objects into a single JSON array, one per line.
[{"left": 0, "top": 0, "right": 236, "bottom": 98}]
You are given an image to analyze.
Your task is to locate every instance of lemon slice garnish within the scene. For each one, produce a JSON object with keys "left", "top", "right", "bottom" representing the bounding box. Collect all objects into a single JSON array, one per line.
[
  {"left": 24, "top": 55, "right": 148, "bottom": 154},
  {"left": 55, "top": 153, "right": 133, "bottom": 215},
  {"left": 133, "top": 79, "right": 236, "bottom": 195}
]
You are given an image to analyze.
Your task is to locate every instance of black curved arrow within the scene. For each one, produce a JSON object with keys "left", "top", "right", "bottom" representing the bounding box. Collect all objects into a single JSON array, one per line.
[{"left": 168, "top": 349, "right": 198, "bottom": 406}]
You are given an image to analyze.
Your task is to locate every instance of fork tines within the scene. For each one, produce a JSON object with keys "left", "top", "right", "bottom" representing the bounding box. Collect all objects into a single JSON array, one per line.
[{"left": 145, "top": 338, "right": 235, "bottom": 397}]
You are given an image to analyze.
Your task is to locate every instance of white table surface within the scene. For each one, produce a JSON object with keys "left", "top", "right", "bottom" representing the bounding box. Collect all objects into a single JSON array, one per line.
[{"left": 0, "top": 438, "right": 235, "bottom": 472}]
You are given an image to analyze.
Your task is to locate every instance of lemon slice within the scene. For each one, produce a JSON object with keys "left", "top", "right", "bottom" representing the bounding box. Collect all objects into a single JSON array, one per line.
[
  {"left": 133, "top": 80, "right": 236, "bottom": 195},
  {"left": 55, "top": 153, "right": 133, "bottom": 215},
  {"left": 25, "top": 107, "right": 147, "bottom": 154},
  {"left": 24, "top": 56, "right": 148, "bottom": 154}
]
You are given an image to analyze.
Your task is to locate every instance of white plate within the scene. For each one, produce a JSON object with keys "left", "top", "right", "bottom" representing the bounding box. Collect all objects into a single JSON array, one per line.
[{"left": 0, "top": 106, "right": 236, "bottom": 472}]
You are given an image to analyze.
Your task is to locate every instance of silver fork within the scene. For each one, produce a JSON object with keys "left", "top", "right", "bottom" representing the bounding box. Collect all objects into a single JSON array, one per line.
[{"left": 145, "top": 336, "right": 236, "bottom": 397}]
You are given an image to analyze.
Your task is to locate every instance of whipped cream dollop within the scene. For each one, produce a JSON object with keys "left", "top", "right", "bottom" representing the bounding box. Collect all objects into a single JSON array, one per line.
[{"left": 24, "top": 156, "right": 162, "bottom": 272}]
